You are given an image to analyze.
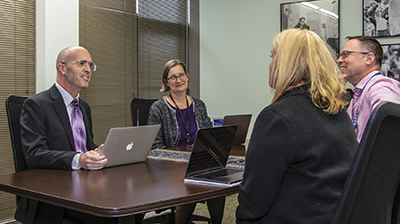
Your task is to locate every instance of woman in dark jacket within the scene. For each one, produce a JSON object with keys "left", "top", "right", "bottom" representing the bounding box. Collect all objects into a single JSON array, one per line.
[{"left": 236, "top": 29, "right": 358, "bottom": 224}]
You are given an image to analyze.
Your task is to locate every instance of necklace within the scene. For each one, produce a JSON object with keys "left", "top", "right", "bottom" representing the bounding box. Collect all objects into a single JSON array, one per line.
[{"left": 169, "top": 94, "right": 190, "bottom": 145}]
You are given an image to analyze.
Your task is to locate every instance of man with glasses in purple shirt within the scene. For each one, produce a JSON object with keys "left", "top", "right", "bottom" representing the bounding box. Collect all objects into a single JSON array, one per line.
[{"left": 337, "top": 35, "right": 400, "bottom": 142}]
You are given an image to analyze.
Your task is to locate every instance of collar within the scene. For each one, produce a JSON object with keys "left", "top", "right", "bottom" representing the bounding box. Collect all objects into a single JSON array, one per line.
[
  {"left": 278, "top": 84, "right": 310, "bottom": 102},
  {"left": 355, "top": 70, "right": 381, "bottom": 90},
  {"left": 55, "top": 82, "right": 77, "bottom": 107}
]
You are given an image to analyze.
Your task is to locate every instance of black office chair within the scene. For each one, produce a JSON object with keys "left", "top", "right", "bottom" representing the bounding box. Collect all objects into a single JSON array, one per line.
[
  {"left": 6, "top": 95, "right": 29, "bottom": 173},
  {"left": 5, "top": 95, "right": 38, "bottom": 224},
  {"left": 6, "top": 95, "right": 82, "bottom": 224},
  {"left": 331, "top": 102, "right": 400, "bottom": 224},
  {"left": 130, "top": 98, "right": 158, "bottom": 126}
]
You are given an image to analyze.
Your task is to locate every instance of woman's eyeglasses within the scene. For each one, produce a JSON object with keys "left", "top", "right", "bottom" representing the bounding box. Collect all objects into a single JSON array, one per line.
[{"left": 167, "top": 73, "right": 187, "bottom": 82}]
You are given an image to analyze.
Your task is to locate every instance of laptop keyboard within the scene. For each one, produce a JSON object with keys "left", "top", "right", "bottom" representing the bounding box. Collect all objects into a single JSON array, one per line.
[{"left": 192, "top": 168, "right": 242, "bottom": 180}]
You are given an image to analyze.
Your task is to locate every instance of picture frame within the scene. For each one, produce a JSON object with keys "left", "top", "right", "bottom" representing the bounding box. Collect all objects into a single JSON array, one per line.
[
  {"left": 281, "top": 0, "right": 340, "bottom": 59},
  {"left": 381, "top": 44, "right": 400, "bottom": 81},
  {"left": 363, "top": 0, "right": 400, "bottom": 38}
]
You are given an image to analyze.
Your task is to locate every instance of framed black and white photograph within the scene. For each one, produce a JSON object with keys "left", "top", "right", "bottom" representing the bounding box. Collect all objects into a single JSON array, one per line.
[
  {"left": 363, "top": 0, "right": 400, "bottom": 37},
  {"left": 381, "top": 44, "right": 400, "bottom": 81},
  {"left": 281, "top": 0, "right": 339, "bottom": 58}
]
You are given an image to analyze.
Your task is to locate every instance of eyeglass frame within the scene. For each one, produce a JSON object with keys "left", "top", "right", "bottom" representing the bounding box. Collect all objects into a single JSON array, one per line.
[
  {"left": 167, "top": 73, "right": 187, "bottom": 82},
  {"left": 340, "top": 51, "right": 370, "bottom": 59},
  {"left": 61, "top": 60, "right": 97, "bottom": 72}
]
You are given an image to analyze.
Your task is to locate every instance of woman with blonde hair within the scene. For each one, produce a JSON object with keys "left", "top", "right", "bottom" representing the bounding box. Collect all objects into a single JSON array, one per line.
[{"left": 236, "top": 29, "right": 358, "bottom": 223}]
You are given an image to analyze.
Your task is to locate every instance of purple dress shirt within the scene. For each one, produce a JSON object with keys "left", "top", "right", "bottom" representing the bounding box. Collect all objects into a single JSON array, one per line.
[{"left": 347, "top": 70, "right": 400, "bottom": 142}]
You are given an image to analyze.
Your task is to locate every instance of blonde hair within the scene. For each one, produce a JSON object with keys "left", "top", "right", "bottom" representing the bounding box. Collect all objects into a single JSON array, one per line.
[{"left": 270, "top": 28, "right": 346, "bottom": 114}]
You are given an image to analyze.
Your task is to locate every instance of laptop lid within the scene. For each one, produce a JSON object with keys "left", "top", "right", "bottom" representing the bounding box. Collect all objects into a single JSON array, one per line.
[
  {"left": 185, "top": 125, "right": 238, "bottom": 176},
  {"left": 102, "top": 125, "right": 160, "bottom": 168},
  {"left": 222, "top": 114, "right": 252, "bottom": 145}
]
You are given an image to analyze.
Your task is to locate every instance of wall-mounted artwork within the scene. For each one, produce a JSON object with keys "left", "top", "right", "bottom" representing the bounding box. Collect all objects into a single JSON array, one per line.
[
  {"left": 281, "top": 0, "right": 339, "bottom": 58},
  {"left": 381, "top": 44, "right": 400, "bottom": 81},
  {"left": 363, "top": 0, "right": 400, "bottom": 37}
]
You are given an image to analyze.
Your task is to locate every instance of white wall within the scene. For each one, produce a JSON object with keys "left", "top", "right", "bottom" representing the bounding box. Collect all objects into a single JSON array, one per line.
[
  {"left": 36, "top": 0, "right": 79, "bottom": 93},
  {"left": 199, "top": 0, "right": 275, "bottom": 136},
  {"left": 199, "top": 0, "right": 400, "bottom": 140}
]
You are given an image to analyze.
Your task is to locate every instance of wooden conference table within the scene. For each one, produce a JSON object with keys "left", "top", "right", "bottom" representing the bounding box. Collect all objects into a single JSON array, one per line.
[{"left": 0, "top": 145, "right": 246, "bottom": 224}]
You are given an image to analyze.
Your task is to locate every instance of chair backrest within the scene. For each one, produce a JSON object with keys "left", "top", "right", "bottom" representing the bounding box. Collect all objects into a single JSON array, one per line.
[
  {"left": 331, "top": 102, "right": 400, "bottom": 224},
  {"left": 130, "top": 98, "right": 157, "bottom": 126},
  {"left": 5, "top": 95, "right": 28, "bottom": 173}
]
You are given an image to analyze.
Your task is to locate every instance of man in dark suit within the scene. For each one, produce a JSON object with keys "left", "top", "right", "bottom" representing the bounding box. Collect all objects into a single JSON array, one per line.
[{"left": 17, "top": 46, "right": 117, "bottom": 224}]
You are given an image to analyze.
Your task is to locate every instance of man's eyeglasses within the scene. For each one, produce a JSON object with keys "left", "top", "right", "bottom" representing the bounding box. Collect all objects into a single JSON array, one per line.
[
  {"left": 62, "top": 60, "right": 97, "bottom": 72},
  {"left": 340, "top": 51, "right": 369, "bottom": 59},
  {"left": 167, "top": 73, "right": 187, "bottom": 82}
]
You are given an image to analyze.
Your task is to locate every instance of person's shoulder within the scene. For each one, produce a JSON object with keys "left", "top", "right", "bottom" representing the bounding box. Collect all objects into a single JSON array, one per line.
[
  {"left": 191, "top": 96, "right": 204, "bottom": 103},
  {"left": 268, "top": 88, "right": 312, "bottom": 114},
  {"left": 369, "top": 75, "right": 400, "bottom": 89},
  {"left": 150, "top": 97, "right": 167, "bottom": 108},
  {"left": 366, "top": 77, "right": 400, "bottom": 101},
  {"left": 22, "top": 88, "right": 55, "bottom": 112},
  {"left": 154, "top": 97, "right": 166, "bottom": 104},
  {"left": 27, "top": 86, "right": 54, "bottom": 103},
  {"left": 277, "top": 86, "right": 309, "bottom": 102},
  {"left": 189, "top": 96, "right": 205, "bottom": 105},
  {"left": 256, "top": 103, "right": 292, "bottom": 127}
]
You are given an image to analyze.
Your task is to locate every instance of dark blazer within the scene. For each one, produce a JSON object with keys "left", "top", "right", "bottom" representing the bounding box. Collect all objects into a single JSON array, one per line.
[
  {"left": 236, "top": 85, "right": 358, "bottom": 224},
  {"left": 21, "top": 84, "right": 97, "bottom": 169},
  {"left": 16, "top": 84, "right": 97, "bottom": 224}
]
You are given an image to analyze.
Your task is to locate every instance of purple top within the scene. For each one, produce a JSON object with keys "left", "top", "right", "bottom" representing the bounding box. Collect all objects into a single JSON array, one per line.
[{"left": 168, "top": 101, "right": 197, "bottom": 146}]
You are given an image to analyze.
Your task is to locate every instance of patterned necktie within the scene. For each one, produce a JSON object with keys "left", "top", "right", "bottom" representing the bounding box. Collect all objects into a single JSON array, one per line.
[{"left": 71, "top": 99, "right": 86, "bottom": 153}]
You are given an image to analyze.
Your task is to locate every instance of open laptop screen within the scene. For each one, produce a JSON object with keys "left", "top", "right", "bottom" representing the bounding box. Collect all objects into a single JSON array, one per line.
[
  {"left": 222, "top": 114, "right": 252, "bottom": 145},
  {"left": 186, "top": 125, "right": 237, "bottom": 175}
]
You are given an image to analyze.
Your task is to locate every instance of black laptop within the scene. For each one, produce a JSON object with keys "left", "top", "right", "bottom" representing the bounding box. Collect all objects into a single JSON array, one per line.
[
  {"left": 184, "top": 125, "right": 244, "bottom": 186},
  {"left": 222, "top": 114, "right": 252, "bottom": 145}
]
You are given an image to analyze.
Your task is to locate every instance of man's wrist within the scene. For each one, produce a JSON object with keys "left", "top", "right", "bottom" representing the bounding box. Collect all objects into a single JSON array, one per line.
[{"left": 72, "top": 153, "right": 82, "bottom": 170}]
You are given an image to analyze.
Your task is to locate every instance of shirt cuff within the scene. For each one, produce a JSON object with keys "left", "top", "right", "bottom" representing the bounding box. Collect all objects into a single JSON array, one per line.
[{"left": 71, "top": 153, "right": 81, "bottom": 170}]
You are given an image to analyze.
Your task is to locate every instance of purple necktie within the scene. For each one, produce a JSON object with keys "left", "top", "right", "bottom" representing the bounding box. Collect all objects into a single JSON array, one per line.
[{"left": 71, "top": 99, "right": 86, "bottom": 153}]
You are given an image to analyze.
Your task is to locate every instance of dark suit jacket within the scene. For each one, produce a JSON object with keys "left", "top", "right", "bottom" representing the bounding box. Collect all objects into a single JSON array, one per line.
[{"left": 16, "top": 84, "right": 97, "bottom": 224}]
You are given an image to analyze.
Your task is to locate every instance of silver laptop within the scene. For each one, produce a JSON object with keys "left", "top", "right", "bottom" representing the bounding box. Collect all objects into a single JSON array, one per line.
[
  {"left": 222, "top": 114, "right": 252, "bottom": 145},
  {"left": 102, "top": 125, "right": 160, "bottom": 168},
  {"left": 184, "top": 125, "right": 244, "bottom": 186}
]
